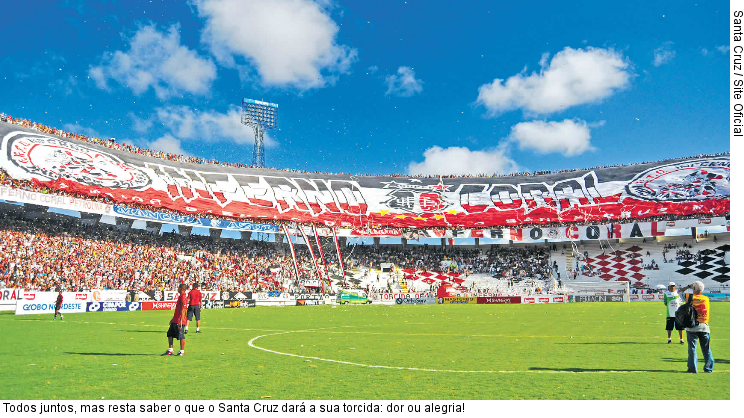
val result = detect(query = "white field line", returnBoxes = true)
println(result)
[247,330,729,374]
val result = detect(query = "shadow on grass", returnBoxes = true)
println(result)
[663,358,729,364]
[529,367,684,373]
[64,352,151,356]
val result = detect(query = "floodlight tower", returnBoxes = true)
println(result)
[241,98,279,167]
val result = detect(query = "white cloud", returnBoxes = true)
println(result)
[508,119,599,157]
[154,105,270,146]
[193,0,357,89]
[89,24,217,99]
[476,46,632,115]
[408,145,518,176]
[62,123,102,139]
[653,42,676,67]
[385,66,423,97]
[367,65,378,74]
[701,48,709,56]
[129,112,153,133]
[716,45,730,54]
[145,134,190,155]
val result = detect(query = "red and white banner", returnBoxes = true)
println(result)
[312,225,331,291]
[282,224,301,284]
[332,227,347,286]
[0,126,730,228]
[299,227,324,286]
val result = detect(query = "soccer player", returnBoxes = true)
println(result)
[663,282,683,344]
[53,290,63,321]
[185,282,202,334]
[162,283,189,356]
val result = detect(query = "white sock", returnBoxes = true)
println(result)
[167,348,173,352]
[185,326,189,330]
[196,327,199,331]
[179,350,184,353]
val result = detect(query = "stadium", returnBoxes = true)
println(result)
[0,112,730,397]
[0,1,734,407]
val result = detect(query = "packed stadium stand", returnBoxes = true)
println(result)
[0,115,731,298]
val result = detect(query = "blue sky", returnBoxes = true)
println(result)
[0,0,731,177]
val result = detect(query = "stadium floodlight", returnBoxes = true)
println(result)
[241,98,279,167]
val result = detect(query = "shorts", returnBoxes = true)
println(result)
[666,317,683,331]
[187,305,201,321]
[167,322,185,340]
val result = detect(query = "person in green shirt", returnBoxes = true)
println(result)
[663,282,684,344]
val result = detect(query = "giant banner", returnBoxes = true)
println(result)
[0,124,729,228]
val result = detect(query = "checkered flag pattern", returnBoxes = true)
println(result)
[675,244,730,283]
[584,245,645,282]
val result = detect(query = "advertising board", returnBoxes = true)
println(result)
[142,301,177,311]
[91,289,128,302]
[573,295,626,303]
[86,302,142,312]
[0,288,21,311]
[14,292,87,315]
[437,297,477,305]
[225,300,256,308]
[476,296,521,304]
[629,293,663,302]
[255,292,295,306]
[395,297,436,305]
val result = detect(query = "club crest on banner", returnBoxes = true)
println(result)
[3,131,151,189]
[625,159,730,202]
[382,180,453,213]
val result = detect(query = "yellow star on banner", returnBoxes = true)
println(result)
[412,215,427,221]
[447,210,461,215]
[393,214,407,219]
[432,214,446,220]
[379,209,390,216]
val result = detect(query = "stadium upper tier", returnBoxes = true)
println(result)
[0,119,730,230]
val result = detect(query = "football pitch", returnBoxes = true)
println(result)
[0,302,730,400]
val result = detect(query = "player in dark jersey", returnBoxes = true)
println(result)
[162,283,189,356]
[53,290,63,320]
[185,282,202,334]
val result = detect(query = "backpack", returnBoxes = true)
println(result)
[675,293,698,329]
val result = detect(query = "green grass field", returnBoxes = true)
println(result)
[0,302,729,400]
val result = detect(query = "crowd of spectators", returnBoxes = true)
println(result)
[346,244,551,278]
[0,112,729,179]
[1,210,559,294]
[0,211,302,293]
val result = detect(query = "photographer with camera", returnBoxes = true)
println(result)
[678,281,714,373]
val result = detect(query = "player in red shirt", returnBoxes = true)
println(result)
[185,282,203,334]
[53,290,63,321]
[162,283,189,356]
